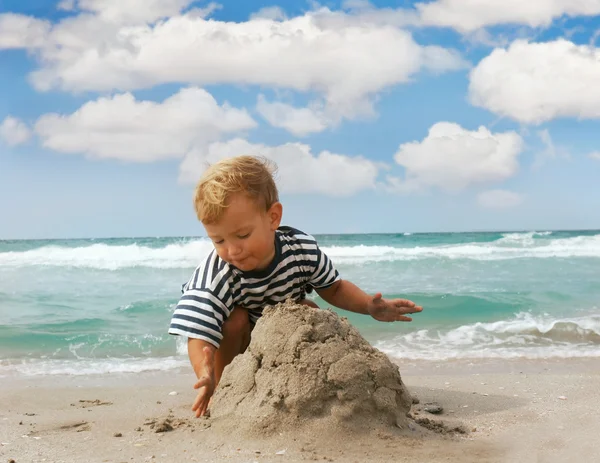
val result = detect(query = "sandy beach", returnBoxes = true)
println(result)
[2,357,599,463]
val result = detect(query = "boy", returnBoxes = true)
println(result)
[169,156,422,418]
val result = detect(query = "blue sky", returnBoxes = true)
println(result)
[1,0,599,239]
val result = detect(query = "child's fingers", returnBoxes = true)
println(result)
[192,392,209,417]
[197,399,208,418]
[195,401,207,417]
[391,305,421,319]
[394,299,416,308]
[192,377,214,417]
[192,394,203,414]
[395,302,422,313]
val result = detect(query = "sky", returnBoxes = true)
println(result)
[0,0,599,239]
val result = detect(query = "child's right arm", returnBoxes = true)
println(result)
[188,338,217,417]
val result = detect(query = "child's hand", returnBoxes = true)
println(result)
[192,373,215,417]
[191,346,216,417]
[366,293,422,322]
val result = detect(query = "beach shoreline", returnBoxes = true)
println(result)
[2,357,599,463]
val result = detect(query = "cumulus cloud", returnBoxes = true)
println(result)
[337,0,600,33]
[469,39,600,124]
[389,122,523,192]
[334,1,419,28]
[1,7,465,122]
[249,6,287,21]
[477,189,523,209]
[65,0,197,24]
[256,95,336,137]
[179,138,380,197]
[0,13,50,49]
[416,0,600,32]
[34,87,256,162]
[0,117,32,146]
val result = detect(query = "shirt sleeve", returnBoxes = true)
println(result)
[309,244,341,289]
[168,288,230,348]
[168,252,233,348]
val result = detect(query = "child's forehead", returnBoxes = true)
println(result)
[204,195,263,234]
[225,192,264,216]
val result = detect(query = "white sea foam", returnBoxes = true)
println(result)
[1,233,599,269]
[0,240,215,270]
[324,234,600,264]
[496,231,552,246]
[375,313,600,361]
[0,357,189,377]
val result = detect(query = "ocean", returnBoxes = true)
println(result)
[1,230,599,377]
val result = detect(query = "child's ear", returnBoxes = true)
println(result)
[268,202,283,230]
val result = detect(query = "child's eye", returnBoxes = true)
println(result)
[238,233,250,240]
[213,239,224,245]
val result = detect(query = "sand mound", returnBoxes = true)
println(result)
[210,301,412,434]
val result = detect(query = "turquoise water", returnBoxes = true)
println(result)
[1,230,599,376]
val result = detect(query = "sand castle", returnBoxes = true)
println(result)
[210,301,413,435]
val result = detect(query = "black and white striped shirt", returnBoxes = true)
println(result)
[168,227,340,347]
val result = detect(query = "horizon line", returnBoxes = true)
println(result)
[2,228,600,242]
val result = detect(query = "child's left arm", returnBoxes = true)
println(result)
[316,280,422,322]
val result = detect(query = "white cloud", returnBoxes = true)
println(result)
[0,117,32,146]
[5,8,465,120]
[0,13,51,49]
[469,39,600,124]
[256,95,334,136]
[334,1,419,28]
[336,1,600,33]
[390,122,523,192]
[34,87,256,162]
[589,151,600,160]
[416,0,600,33]
[533,129,570,169]
[71,0,196,24]
[462,27,537,49]
[477,189,523,209]
[186,3,222,20]
[179,138,380,196]
[249,6,287,21]
[57,0,76,11]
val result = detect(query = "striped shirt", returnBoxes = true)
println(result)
[168,226,340,348]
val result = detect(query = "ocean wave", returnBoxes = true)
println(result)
[496,231,552,246]
[375,313,600,360]
[0,240,215,270]
[3,313,600,375]
[325,234,600,263]
[0,357,188,377]
[0,336,189,376]
[1,233,599,269]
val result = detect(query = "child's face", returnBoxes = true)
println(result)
[203,193,282,272]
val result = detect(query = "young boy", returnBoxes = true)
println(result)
[169,156,422,418]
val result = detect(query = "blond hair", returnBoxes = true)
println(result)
[194,156,279,223]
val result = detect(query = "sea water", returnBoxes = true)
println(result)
[1,230,599,376]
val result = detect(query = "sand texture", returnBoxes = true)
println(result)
[211,302,412,434]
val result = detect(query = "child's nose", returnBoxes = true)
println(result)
[228,244,243,257]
